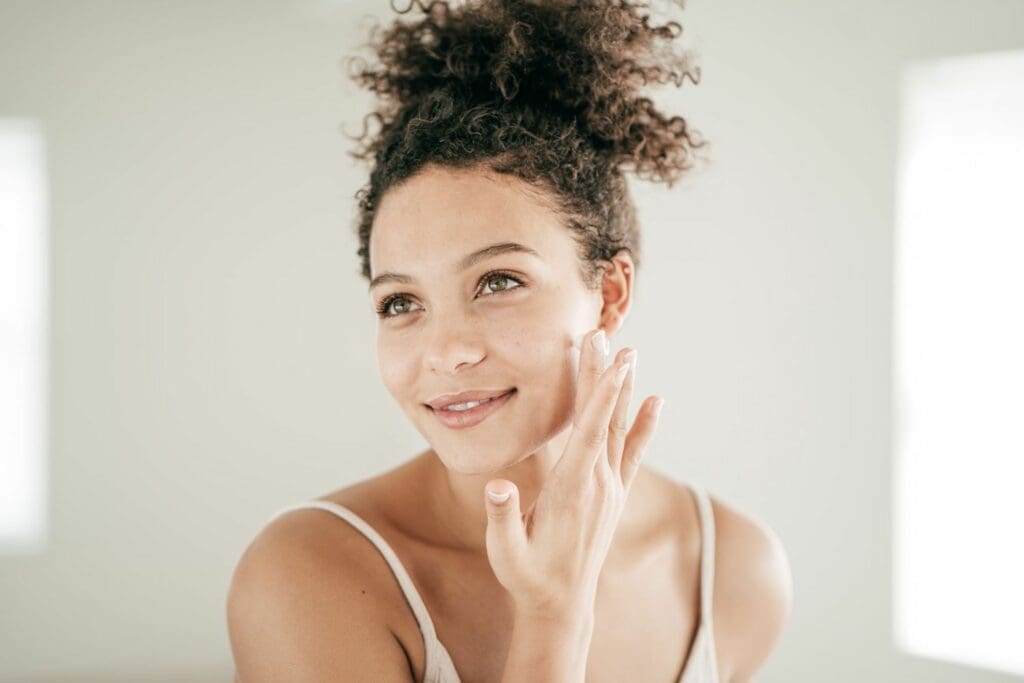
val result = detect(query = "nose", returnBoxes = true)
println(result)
[423,315,486,375]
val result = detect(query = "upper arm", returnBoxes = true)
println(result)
[226,515,415,683]
[710,497,793,683]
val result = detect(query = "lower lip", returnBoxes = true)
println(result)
[429,390,516,430]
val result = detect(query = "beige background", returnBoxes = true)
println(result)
[1,0,1022,681]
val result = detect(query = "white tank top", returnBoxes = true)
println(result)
[270,481,719,683]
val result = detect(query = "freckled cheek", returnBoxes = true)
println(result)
[505,320,578,413]
[376,334,419,403]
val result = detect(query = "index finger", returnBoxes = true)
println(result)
[573,328,609,424]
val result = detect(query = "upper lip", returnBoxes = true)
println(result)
[426,389,515,410]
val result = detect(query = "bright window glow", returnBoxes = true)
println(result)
[0,119,48,554]
[894,50,1024,677]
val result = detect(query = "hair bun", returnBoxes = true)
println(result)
[350,0,704,186]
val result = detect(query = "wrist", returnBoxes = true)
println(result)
[513,601,595,632]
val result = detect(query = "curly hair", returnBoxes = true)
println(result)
[344,0,705,288]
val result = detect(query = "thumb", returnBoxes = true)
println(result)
[484,480,526,569]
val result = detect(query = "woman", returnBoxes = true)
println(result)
[227,1,792,681]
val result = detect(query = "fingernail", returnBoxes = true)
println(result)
[487,489,511,503]
[591,330,607,355]
[653,397,664,416]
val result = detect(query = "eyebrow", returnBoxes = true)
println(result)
[368,241,542,291]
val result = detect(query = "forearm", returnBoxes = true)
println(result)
[500,609,595,683]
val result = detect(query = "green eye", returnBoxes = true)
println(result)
[376,295,419,318]
[480,271,523,296]
[486,276,509,292]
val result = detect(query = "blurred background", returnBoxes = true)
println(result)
[1,0,1022,681]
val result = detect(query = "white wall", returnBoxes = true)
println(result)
[0,1,1021,681]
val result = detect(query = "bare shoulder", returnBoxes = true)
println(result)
[226,504,415,682]
[703,491,794,683]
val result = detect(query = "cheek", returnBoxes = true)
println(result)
[499,310,581,415]
[506,329,579,447]
[376,332,418,401]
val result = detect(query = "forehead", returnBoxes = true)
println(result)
[369,165,574,277]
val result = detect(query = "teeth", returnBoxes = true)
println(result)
[442,396,495,412]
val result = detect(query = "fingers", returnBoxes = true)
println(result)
[484,480,526,573]
[606,348,637,475]
[620,396,664,492]
[574,329,609,425]
[561,349,634,482]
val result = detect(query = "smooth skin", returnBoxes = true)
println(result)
[227,164,793,682]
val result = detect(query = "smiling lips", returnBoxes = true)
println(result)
[426,389,516,429]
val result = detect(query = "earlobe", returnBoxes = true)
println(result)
[599,312,626,338]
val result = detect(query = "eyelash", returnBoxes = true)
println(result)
[375,270,525,319]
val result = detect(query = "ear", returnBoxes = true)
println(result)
[597,250,635,338]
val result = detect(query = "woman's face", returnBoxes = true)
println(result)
[368,164,604,475]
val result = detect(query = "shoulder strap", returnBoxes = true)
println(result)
[269,501,447,659]
[684,483,717,627]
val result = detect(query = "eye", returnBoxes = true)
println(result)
[375,295,422,319]
[477,270,525,297]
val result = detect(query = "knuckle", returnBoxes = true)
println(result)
[624,445,645,467]
[583,427,607,448]
[609,419,629,438]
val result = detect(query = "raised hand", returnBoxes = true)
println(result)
[483,328,664,618]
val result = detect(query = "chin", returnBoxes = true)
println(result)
[432,455,514,477]
[425,438,522,475]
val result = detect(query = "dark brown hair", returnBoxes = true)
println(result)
[345,0,705,287]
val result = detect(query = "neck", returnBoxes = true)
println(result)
[425,426,573,556]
